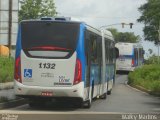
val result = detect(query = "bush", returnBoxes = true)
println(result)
[128,64,160,93]
[144,55,160,65]
[0,56,14,83]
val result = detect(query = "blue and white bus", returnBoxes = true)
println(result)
[115,42,144,72]
[14,17,118,108]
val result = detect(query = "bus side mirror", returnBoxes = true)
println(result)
[115,47,119,58]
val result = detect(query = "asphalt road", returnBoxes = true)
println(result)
[1,74,160,120]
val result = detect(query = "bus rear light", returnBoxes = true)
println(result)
[14,56,22,83]
[73,59,82,85]
[29,46,71,51]
[131,59,134,67]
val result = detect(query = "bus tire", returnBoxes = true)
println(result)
[83,99,91,108]
[83,87,93,108]
[107,90,111,95]
[100,92,107,99]
[86,100,91,108]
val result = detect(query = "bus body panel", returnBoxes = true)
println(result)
[21,50,76,87]
[116,43,135,71]
[76,23,86,83]
[14,80,84,98]
[14,21,85,99]
[116,42,143,72]
[100,32,107,96]
[116,56,134,71]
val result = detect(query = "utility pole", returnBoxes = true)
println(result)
[0,0,1,45]
[158,21,160,64]
[8,0,12,58]
[99,23,134,30]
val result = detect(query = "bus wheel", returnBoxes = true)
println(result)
[100,92,107,99]
[107,81,112,95]
[86,99,91,108]
[107,90,112,95]
[83,99,91,108]
[83,88,93,108]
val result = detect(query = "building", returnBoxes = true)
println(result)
[0,0,18,46]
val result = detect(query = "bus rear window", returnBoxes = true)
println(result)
[21,21,80,58]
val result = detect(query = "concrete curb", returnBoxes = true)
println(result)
[0,82,28,109]
[0,82,14,90]
[125,81,160,97]
[0,98,27,109]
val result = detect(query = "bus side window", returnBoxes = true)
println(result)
[97,36,102,65]
[134,48,138,65]
[90,34,97,64]
[105,39,109,64]
[85,30,89,62]
[134,48,136,60]
[108,42,112,64]
[111,41,114,64]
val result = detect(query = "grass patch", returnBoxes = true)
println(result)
[128,64,160,93]
[0,56,14,83]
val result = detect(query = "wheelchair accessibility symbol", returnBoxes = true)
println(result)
[24,69,32,78]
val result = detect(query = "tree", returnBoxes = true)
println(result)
[108,28,140,43]
[137,0,160,45]
[148,48,153,55]
[19,0,57,21]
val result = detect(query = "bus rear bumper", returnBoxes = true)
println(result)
[14,81,84,99]
[116,67,135,72]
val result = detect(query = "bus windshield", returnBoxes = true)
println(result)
[21,21,80,58]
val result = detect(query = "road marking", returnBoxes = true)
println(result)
[0,110,127,114]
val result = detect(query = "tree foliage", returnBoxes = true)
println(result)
[144,55,160,65]
[108,28,140,43]
[19,0,57,21]
[137,0,160,45]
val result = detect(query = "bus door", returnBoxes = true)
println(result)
[134,48,138,66]
[85,31,98,99]
[85,31,102,98]
[97,38,103,95]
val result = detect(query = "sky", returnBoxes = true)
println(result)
[54,0,158,58]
